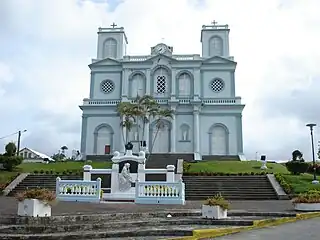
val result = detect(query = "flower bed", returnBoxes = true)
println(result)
[293,190,320,211]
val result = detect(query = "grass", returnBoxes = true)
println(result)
[0,161,113,183]
[187,161,289,174]
[282,173,320,194]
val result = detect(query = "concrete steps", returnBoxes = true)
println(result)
[183,175,278,200]
[8,175,82,196]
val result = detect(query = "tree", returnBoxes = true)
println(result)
[116,95,173,153]
[60,146,68,155]
[0,142,23,171]
[292,150,304,162]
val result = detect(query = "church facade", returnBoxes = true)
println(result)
[79,22,245,158]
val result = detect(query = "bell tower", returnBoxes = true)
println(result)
[96,23,128,60]
[200,20,230,58]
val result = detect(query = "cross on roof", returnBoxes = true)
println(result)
[211,20,218,25]
[111,22,117,28]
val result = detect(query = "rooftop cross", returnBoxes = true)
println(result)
[211,20,218,25]
[111,22,117,28]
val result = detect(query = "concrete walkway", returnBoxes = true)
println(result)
[212,217,320,240]
[0,196,294,216]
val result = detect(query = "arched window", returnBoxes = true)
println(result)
[129,73,145,97]
[178,73,191,96]
[180,124,190,141]
[154,67,169,96]
[104,38,117,58]
[209,37,223,56]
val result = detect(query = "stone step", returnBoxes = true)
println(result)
[0,218,255,234]
[0,225,213,240]
[186,195,277,200]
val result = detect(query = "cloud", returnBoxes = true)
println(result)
[0,0,319,160]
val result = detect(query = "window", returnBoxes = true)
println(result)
[156,75,166,94]
[28,153,32,158]
[100,80,115,94]
[24,152,28,158]
[209,37,223,56]
[178,73,191,96]
[210,79,225,92]
[130,74,145,97]
[104,38,117,58]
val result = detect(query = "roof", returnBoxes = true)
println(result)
[19,147,55,161]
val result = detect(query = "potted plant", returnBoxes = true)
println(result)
[16,188,56,217]
[293,190,320,211]
[202,193,230,219]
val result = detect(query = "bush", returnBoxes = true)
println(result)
[204,193,230,210]
[183,162,191,173]
[285,161,310,175]
[15,188,56,205]
[292,190,320,204]
[306,164,320,175]
[183,171,271,176]
[0,142,23,171]
[274,173,293,194]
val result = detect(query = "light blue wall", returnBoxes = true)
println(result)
[80,24,244,156]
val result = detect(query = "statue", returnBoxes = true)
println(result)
[182,130,188,141]
[118,163,133,192]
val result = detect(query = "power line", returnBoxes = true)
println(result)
[0,131,19,140]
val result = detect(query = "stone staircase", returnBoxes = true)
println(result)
[0,211,291,239]
[183,175,278,200]
[146,153,194,168]
[8,175,82,197]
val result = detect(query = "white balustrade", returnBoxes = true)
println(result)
[135,181,185,205]
[56,177,101,203]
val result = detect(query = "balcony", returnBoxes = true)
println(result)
[81,97,241,107]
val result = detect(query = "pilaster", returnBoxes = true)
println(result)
[193,68,201,100]
[121,68,129,99]
[193,106,201,153]
[170,105,177,152]
[80,115,88,154]
[236,114,244,154]
[171,69,177,99]
[145,69,151,95]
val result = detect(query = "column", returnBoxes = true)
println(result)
[121,69,129,99]
[170,108,176,152]
[193,68,201,99]
[121,116,127,153]
[171,69,177,98]
[236,114,244,154]
[80,115,88,155]
[145,118,150,152]
[193,108,200,153]
[145,69,151,95]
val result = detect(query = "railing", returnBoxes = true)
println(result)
[173,55,201,60]
[135,181,185,205]
[123,55,149,61]
[202,97,241,104]
[82,99,120,106]
[56,177,102,203]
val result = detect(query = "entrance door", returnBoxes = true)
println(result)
[105,145,111,154]
[211,126,227,155]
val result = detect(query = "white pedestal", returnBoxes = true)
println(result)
[201,205,227,219]
[17,199,51,217]
[103,187,135,201]
[312,180,319,184]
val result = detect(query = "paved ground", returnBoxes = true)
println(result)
[211,217,320,240]
[0,196,294,216]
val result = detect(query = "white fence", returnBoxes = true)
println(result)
[55,177,101,203]
[135,181,185,205]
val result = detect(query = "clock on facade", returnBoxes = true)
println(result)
[155,44,168,54]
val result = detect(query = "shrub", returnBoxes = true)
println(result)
[15,188,56,205]
[274,173,293,194]
[204,193,230,210]
[285,161,309,175]
[306,164,320,175]
[292,190,320,204]
[183,162,191,173]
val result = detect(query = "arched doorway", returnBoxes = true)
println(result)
[149,120,171,153]
[93,124,114,155]
[209,124,228,155]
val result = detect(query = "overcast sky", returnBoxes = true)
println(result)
[0,0,319,160]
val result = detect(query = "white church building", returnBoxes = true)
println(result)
[79,22,245,159]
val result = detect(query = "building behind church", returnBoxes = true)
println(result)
[79,22,245,160]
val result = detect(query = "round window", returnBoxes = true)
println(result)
[210,79,224,92]
[100,80,115,94]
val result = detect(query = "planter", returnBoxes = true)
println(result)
[202,205,227,219]
[17,199,51,217]
[294,203,320,212]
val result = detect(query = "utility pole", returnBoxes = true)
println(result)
[16,130,27,156]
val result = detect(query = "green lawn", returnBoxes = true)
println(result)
[187,161,289,174]
[282,173,320,194]
[0,161,113,183]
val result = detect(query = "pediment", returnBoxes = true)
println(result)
[146,54,177,64]
[202,56,236,64]
[89,58,121,68]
